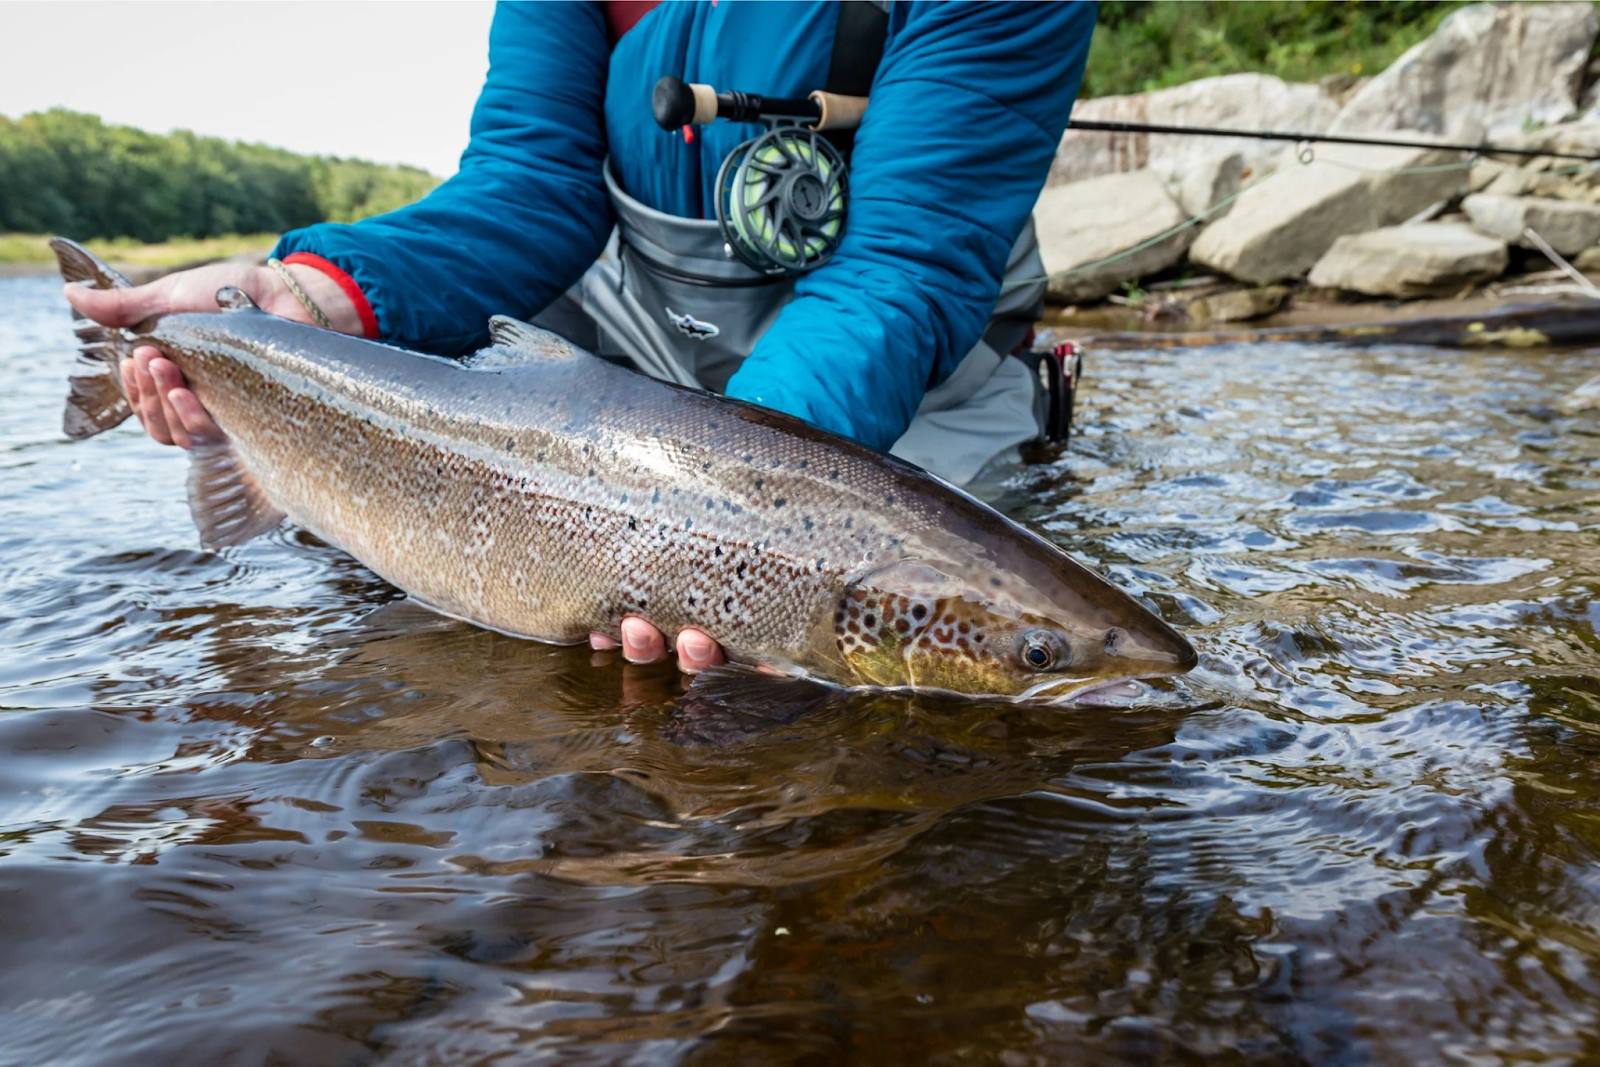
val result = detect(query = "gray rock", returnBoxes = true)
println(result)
[1461,193,1600,255]
[1051,73,1337,186]
[1332,2,1597,140]
[1572,246,1600,271]
[1483,167,1538,197]
[1307,222,1509,297]
[1161,151,1246,219]
[1186,286,1290,322]
[1035,170,1196,304]
[1469,158,1515,193]
[1524,118,1600,156]
[1189,140,1469,285]
[1529,173,1600,202]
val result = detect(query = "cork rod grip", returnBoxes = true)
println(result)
[690,83,719,126]
[810,91,868,132]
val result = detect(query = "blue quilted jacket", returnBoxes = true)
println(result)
[274,0,1095,450]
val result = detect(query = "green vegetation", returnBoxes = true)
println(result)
[1081,1,1477,99]
[0,232,278,268]
[0,109,439,244]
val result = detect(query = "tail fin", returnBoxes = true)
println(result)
[52,237,135,439]
[52,236,134,292]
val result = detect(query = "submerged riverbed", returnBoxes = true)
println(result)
[3,273,1600,1063]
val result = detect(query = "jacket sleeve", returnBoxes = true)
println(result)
[272,1,613,356]
[724,0,1096,451]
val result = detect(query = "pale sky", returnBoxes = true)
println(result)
[0,1,497,178]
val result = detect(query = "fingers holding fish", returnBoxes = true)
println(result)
[674,628,725,672]
[129,347,176,446]
[148,355,193,448]
[120,347,224,450]
[606,617,725,673]
[119,357,141,424]
[620,616,667,664]
[160,377,225,448]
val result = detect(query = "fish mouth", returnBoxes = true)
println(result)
[1063,677,1150,707]
[1017,675,1095,701]
[1019,672,1177,707]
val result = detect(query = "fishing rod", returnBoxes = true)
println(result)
[1065,119,1600,164]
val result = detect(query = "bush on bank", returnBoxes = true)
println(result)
[1082,0,1478,99]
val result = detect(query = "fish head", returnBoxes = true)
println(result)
[833,549,1197,700]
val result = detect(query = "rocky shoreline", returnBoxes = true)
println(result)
[1038,2,1600,332]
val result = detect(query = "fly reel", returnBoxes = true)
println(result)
[652,76,865,277]
[715,125,848,276]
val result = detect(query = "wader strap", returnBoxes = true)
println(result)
[824,0,890,158]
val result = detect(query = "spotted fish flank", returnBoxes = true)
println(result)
[50,237,1196,699]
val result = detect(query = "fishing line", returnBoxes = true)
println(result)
[651,77,1599,285]
[1065,119,1600,164]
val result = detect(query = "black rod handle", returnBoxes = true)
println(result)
[652,76,863,130]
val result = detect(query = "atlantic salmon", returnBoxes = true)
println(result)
[53,237,1195,699]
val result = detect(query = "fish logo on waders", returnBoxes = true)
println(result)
[665,307,720,341]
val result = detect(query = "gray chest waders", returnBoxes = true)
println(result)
[532,4,1071,486]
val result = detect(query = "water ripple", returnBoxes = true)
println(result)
[6,281,1600,1060]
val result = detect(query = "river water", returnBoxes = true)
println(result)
[3,272,1600,1064]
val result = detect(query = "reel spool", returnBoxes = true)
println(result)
[714,125,848,276]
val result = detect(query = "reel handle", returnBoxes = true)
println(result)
[652,76,867,132]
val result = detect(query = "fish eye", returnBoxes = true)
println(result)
[1019,630,1064,672]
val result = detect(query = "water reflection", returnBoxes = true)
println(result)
[5,273,1600,1061]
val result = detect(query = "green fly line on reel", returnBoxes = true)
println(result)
[715,125,849,276]
[652,76,862,277]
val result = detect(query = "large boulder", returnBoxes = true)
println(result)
[1049,73,1338,187]
[1461,193,1600,255]
[1189,140,1469,285]
[1332,2,1597,140]
[1308,222,1509,297]
[1034,169,1195,304]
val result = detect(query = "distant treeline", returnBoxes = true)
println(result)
[0,109,440,243]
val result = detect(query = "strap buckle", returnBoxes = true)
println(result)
[1016,342,1084,446]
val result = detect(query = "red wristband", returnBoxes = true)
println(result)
[281,252,379,339]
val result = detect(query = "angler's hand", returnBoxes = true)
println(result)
[590,618,726,673]
[62,259,364,449]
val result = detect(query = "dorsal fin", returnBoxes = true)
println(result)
[470,316,586,368]
[49,237,133,290]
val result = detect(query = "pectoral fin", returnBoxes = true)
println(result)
[666,665,844,746]
[187,441,286,548]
